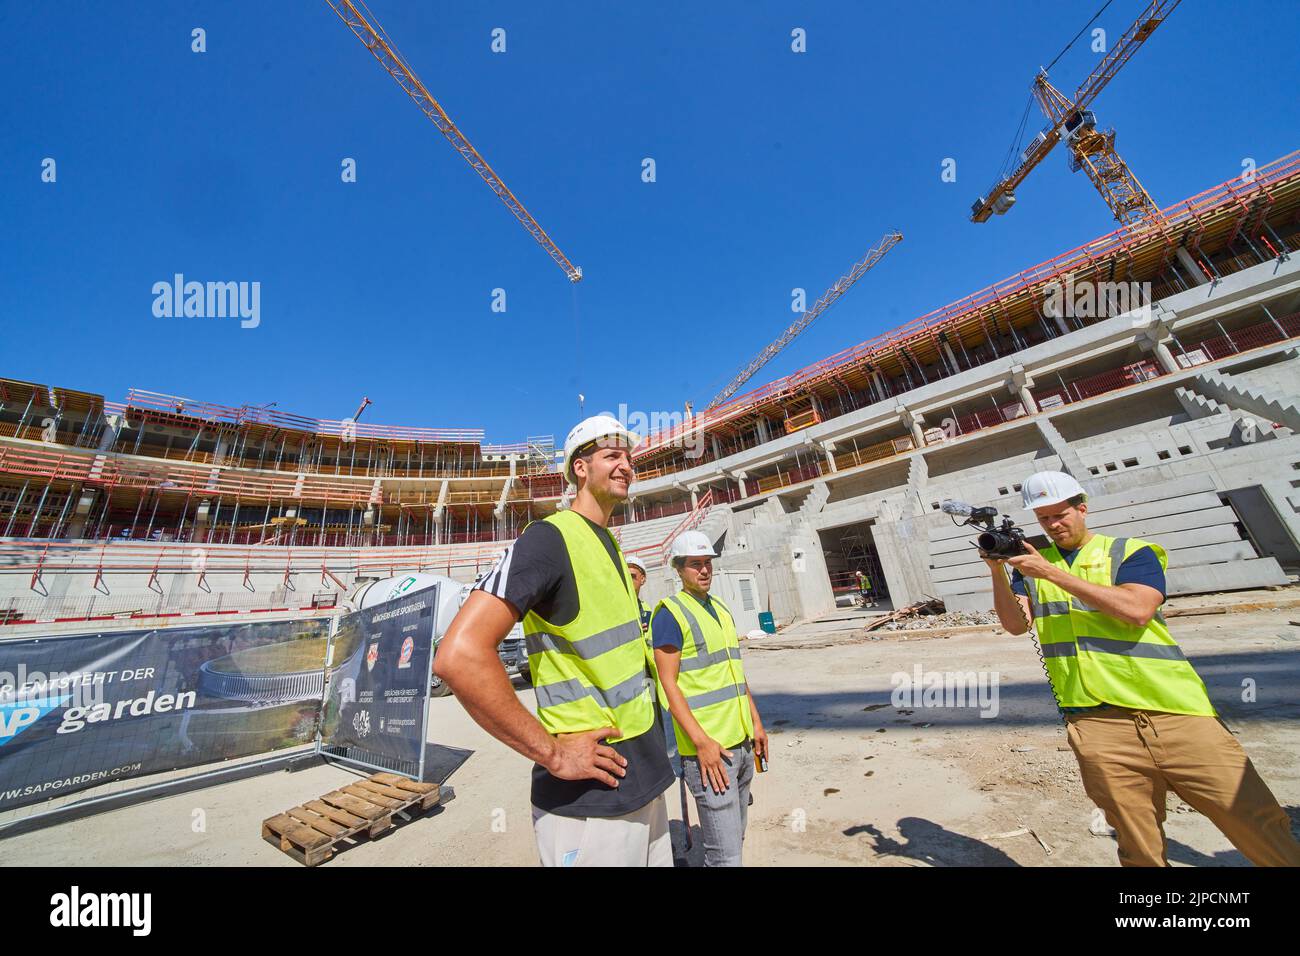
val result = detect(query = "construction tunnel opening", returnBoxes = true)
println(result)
[818,520,892,611]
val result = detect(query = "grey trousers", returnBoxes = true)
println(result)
[532,794,673,867]
[681,738,754,867]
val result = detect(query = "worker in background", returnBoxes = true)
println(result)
[856,569,876,608]
[627,551,683,783]
[436,415,674,867]
[652,530,768,866]
[626,553,652,637]
[986,470,1300,867]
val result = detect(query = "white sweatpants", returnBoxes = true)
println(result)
[532,793,672,867]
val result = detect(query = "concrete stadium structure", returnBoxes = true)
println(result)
[3,153,1300,636]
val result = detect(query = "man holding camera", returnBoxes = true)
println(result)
[985,470,1299,867]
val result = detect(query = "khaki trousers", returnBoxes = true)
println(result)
[1066,707,1300,867]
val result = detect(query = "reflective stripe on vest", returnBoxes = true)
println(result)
[523,511,655,741]
[654,591,755,755]
[1024,534,1215,716]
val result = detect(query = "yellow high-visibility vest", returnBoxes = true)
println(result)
[1023,534,1216,716]
[523,511,656,741]
[654,590,754,755]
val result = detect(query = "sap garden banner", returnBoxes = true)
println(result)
[0,618,331,813]
[319,584,437,777]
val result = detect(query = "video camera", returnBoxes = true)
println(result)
[940,500,1028,559]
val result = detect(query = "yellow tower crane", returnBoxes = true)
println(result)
[971,0,1180,232]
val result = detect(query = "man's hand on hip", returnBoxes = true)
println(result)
[545,726,628,788]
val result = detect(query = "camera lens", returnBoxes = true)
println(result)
[977,531,1001,553]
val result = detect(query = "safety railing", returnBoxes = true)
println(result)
[1181,310,1300,363]
[833,437,911,471]
[0,444,376,504]
[635,151,1300,457]
[123,389,487,444]
[624,491,714,567]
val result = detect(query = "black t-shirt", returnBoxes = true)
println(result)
[475,512,674,818]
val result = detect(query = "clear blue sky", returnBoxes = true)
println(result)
[4,1,1297,445]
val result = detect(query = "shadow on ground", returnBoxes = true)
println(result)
[842,817,1020,866]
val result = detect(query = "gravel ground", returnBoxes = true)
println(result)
[3,603,1297,867]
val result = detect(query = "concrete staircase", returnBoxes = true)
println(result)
[1034,416,1090,479]
[797,480,830,519]
[905,455,928,513]
[1193,370,1300,433]
[1175,386,1228,421]
[696,507,732,549]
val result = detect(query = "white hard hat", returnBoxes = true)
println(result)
[625,554,647,574]
[562,414,639,484]
[670,530,716,560]
[1022,471,1087,509]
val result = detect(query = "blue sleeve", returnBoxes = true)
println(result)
[1010,568,1027,597]
[651,607,684,649]
[1115,546,1166,598]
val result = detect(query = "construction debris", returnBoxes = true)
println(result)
[863,597,944,632]
[872,601,1000,632]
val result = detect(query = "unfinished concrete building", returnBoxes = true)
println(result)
[2,152,1299,635]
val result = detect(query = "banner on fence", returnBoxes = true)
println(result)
[319,583,437,780]
[0,618,331,813]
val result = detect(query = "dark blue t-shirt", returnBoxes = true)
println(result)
[651,592,719,649]
[1011,543,1165,597]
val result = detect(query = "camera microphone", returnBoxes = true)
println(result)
[940,500,975,516]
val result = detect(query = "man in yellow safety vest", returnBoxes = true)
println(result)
[436,415,674,866]
[986,470,1300,867]
[652,530,768,866]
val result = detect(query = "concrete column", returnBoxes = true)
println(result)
[1139,311,1182,374]
[65,489,97,538]
[897,405,925,448]
[432,479,449,522]
[688,485,699,509]
[1152,340,1179,374]
[755,417,771,443]
[940,339,960,374]
[733,472,748,498]
[870,371,888,403]
[97,413,127,452]
[1176,246,1210,286]
[821,441,838,473]
[711,436,722,459]
[1007,364,1039,414]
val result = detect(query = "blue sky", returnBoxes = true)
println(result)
[4,1,1297,445]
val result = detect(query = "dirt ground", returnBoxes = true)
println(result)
[3,598,1298,867]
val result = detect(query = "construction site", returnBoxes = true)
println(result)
[2,0,1299,880]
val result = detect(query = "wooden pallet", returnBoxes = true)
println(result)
[261,771,441,867]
